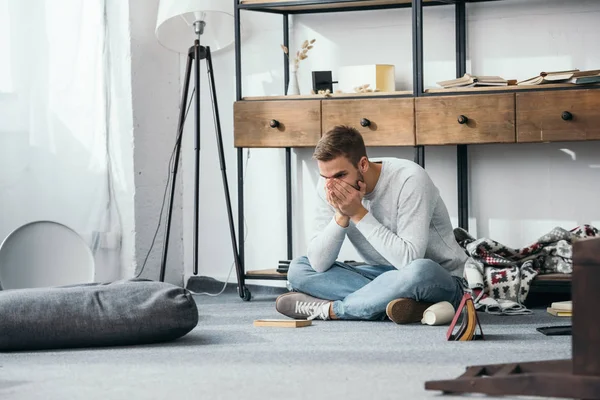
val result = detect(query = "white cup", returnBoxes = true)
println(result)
[421,301,456,326]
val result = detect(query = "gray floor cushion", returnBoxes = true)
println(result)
[0,279,198,351]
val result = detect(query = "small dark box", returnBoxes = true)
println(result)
[312,71,336,93]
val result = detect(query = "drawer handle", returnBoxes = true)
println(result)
[360,118,371,127]
[561,111,573,121]
[457,115,469,125]
[269,119,280,128]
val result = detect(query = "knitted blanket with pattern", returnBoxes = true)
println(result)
[454,224,598,315]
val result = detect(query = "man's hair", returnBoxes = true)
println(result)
[313,125,367,166]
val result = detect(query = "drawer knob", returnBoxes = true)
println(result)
[360,118,371,127]
[457,115,469,124]
[269,119,280,128]
[561,111,573,121]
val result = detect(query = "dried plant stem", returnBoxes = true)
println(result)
[280,39,316,71]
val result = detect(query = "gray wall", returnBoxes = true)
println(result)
[129,0,183,285]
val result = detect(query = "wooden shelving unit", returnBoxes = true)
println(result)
[231,0,600,301]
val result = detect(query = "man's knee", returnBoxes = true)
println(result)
[287,256,314,289]
[401,259,443,284]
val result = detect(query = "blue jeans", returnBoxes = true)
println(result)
[287,257,465,321]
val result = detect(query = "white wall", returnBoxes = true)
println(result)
[129,0,184,285]
[182,0,600,285]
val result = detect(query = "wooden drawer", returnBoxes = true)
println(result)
[234,100,321,147]
[415,94,516,145]
[321,98,415,146]
[516,90,600,142]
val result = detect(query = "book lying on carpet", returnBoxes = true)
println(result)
[254,319,312,328]
[550,300,572,312]
[518,69,600,85]
[437,73,512,89]
[546,301,572,317]
[547,307,572,317]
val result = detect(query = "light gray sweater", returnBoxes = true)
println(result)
[307,158,467,277]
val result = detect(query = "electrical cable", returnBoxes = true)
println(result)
[136,84,250,298]
[136,88,195,278]
[188,149,249,297]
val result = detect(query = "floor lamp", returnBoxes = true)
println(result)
[155,0,243,296]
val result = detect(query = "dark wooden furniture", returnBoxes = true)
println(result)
[424,237,600,399]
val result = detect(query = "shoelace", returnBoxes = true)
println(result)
[307,303,330,321]
[294,301,329,321]
[295,301,323,316]
[296,301,329,320]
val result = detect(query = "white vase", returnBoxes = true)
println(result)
[288,69,300,95]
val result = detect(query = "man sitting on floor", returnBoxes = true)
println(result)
[276,125,468,323]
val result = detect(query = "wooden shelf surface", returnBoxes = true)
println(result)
[240,85,600,101]
[246,268,288,280]
[242,91,413,101]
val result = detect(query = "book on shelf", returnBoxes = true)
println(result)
[436,73,511,89]
[518,69,600,85]
[569,74,600,85]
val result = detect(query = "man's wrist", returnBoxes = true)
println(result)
[335,213,350,228]
[350,207,368,224]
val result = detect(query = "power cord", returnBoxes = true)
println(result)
[136,86,251,298]
[136,88,196,278]
[189,150,249,297]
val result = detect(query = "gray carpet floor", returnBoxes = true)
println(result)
[1,290,572,400]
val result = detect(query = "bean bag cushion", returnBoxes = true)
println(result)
[0,279,198,351]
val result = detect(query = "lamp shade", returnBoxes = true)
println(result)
[156,0,235,54]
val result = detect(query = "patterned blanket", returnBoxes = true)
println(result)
[454,224,599,315]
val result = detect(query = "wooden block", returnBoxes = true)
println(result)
[337,64,396,93]
[253,319,312,328]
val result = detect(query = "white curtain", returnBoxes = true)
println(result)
[0,0,122,282]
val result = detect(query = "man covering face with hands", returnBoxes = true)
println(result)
[276,125,469,323]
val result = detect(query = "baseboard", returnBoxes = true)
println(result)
[186,276,289,296]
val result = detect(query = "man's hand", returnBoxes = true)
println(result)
[325,186,350,227]
[327,179,368,224]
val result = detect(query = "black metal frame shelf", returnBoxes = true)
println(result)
[232,0,477,300]
[231,0,595,301]
[237,0,501,14]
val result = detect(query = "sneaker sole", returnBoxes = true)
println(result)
[386,298,433,324]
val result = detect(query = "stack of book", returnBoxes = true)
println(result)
[547,300,572,317]
[436,73,513,89]
[518,69,600,85]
